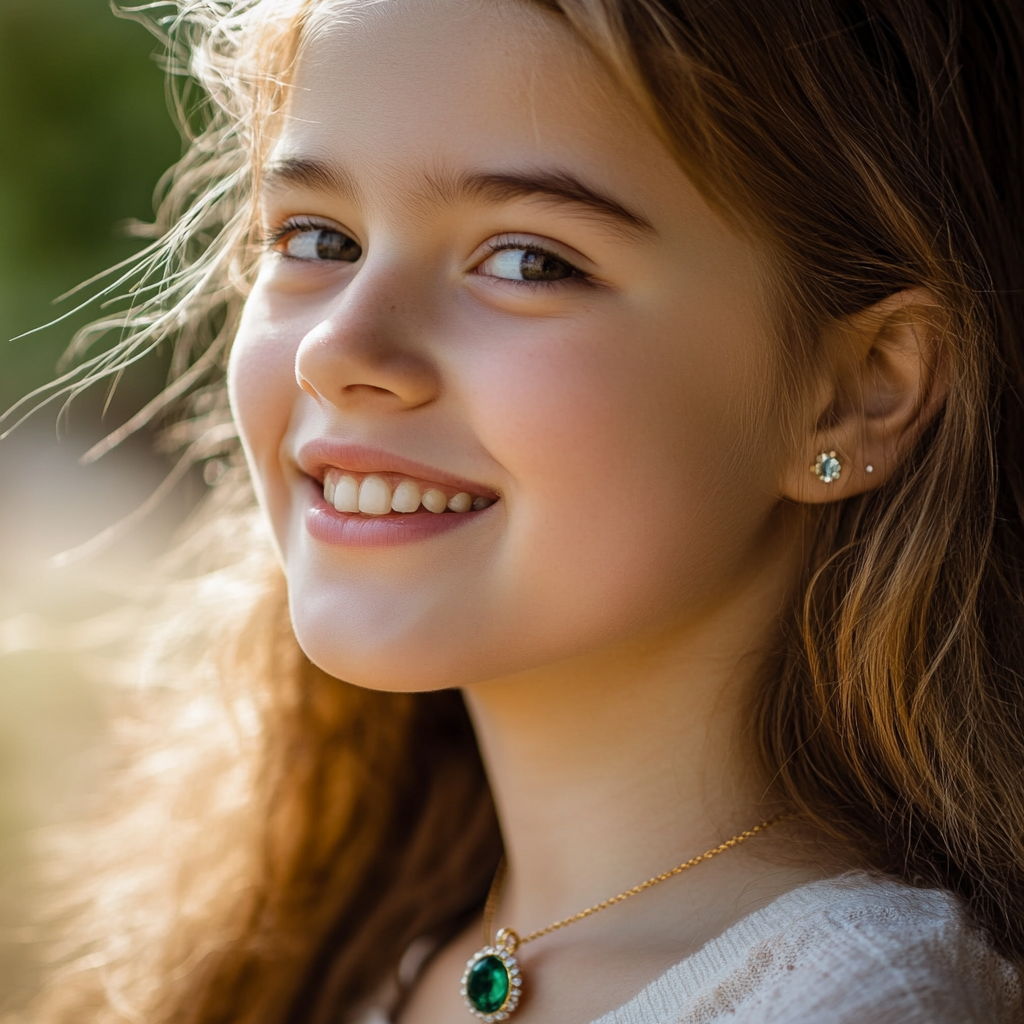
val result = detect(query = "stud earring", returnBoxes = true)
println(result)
[811,451,841,484]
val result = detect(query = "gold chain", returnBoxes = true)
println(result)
[483,814,789,950]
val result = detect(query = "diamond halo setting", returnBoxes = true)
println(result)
[811,450,842,484]
[461,930,523,1021]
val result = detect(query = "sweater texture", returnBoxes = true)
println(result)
[590,872,1020,1023]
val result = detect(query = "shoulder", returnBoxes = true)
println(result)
[595,872,1022,1024]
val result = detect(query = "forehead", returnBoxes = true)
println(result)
[275,0,678,207]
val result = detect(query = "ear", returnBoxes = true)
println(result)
[779,288,947,504]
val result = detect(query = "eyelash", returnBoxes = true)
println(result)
[263,216,342,254]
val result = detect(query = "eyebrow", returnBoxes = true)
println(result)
[262,157,359,199]
[261,157,654,236]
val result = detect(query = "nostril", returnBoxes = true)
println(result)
[343,383,395,396]
[297,374,320,399]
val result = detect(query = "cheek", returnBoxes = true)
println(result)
[227,290,303,524]
[462,302,781,639]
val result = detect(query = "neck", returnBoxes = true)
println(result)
[462,541,800,940]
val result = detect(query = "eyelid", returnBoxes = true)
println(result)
[263,215,356,250]
[478,233,590,264]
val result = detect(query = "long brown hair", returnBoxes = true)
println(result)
[20,0,1024,1021]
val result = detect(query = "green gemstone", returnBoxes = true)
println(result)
[467,954,511,1014]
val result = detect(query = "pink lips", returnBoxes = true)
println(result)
[296,442,498,548]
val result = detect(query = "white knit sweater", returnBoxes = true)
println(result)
[360,872,1021,1023]
[590,872,1020,1023]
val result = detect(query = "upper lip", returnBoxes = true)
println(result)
[296,440,499,498]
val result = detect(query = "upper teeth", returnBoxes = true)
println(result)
[323,470,495,516]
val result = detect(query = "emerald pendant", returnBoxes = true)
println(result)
[461,930,523,1020]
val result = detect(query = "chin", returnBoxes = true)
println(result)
[300,646,468,693]
[287,589,490,692]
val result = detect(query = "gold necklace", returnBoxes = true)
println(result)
[460,815,787,1021]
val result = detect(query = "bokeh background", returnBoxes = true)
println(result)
[0,0,202,1004]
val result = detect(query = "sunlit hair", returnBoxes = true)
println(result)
[19,0,1024,1021]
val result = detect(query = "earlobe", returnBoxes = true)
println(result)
[780,287,946,505]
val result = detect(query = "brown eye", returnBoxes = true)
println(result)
[519,250,574,281]
[479,247,578,282]
[283,228,362,263]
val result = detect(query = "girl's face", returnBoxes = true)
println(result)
[229,0,794,690]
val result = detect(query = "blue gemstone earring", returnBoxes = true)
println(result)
[812,451,842,484]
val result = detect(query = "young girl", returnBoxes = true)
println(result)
[19,0,1024,1021]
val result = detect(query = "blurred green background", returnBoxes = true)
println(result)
[0,0,180,408]
[0,0,196,1006]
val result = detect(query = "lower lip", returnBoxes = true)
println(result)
[304,486,493,548]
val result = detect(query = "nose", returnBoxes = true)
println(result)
[295,263,441,413]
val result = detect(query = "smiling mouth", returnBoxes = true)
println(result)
[322,469,497,516]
